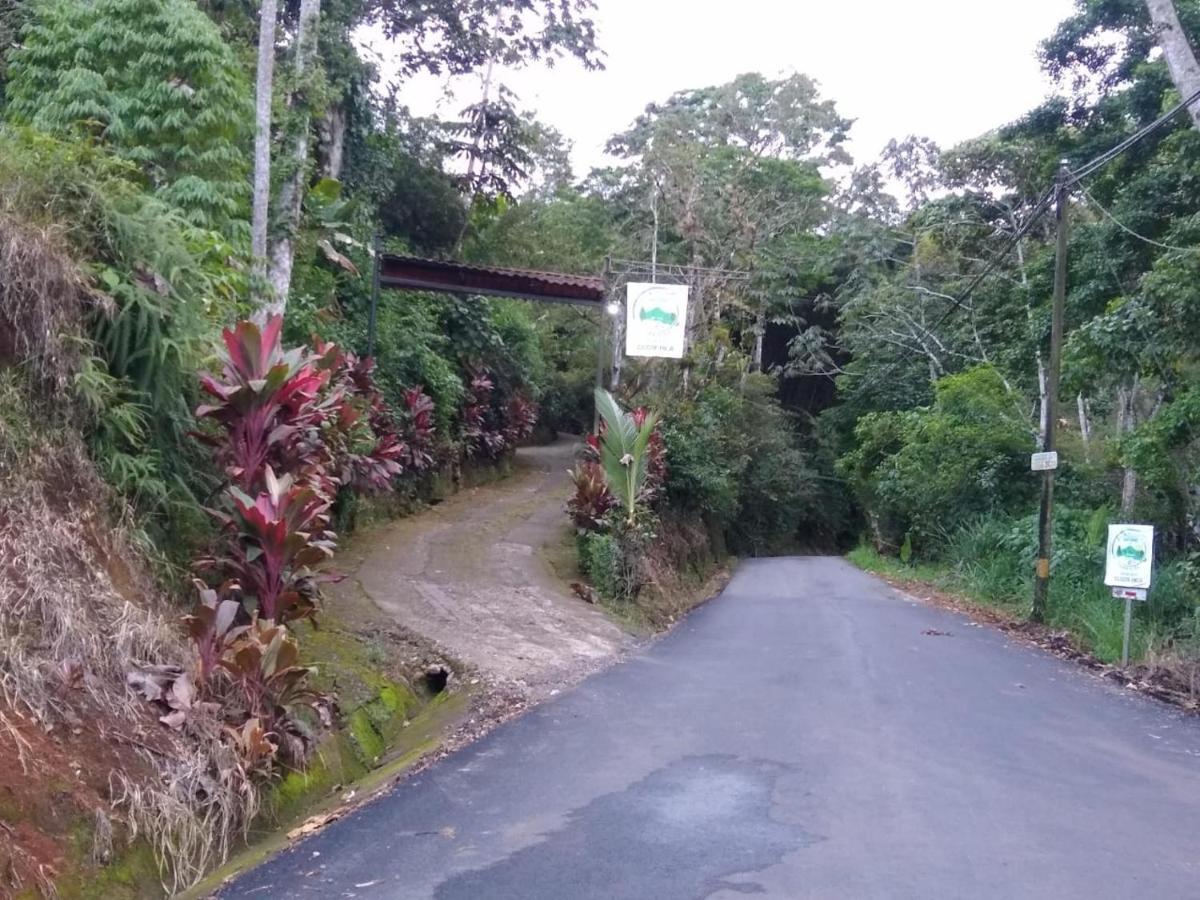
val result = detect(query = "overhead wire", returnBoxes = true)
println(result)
[1078,183,1200,254]
[840,188,1056,395]
[841,86,1200,396]
[1066,86,1200,185]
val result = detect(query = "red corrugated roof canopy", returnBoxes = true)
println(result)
[379,255,605,306]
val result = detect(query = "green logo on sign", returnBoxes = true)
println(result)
[1113,536,1147,561]
[639,306,678,326]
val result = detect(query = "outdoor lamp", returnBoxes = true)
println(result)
[605,299,621,317]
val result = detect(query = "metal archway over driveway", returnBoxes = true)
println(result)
[379,255,605,305]
[367,253,609,357]
[368,253,613,428]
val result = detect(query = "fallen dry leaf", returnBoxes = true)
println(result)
[287,812,341,841]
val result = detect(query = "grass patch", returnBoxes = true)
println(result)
[847,512,1195,667]
[846,545,951,586]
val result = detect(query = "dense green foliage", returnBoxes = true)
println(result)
[2,0,1197,636]
[659,344,818,554]
[821,0,1200,664]
[838,367,1034,552]
[0,126,241,550]
[7,0,251,230]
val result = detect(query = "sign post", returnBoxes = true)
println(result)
[1103,524,1154,666]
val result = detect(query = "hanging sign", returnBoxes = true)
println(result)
[625,283,688,359]
[1104,524,1154,590]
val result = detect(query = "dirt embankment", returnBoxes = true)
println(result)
[2,433,718,898]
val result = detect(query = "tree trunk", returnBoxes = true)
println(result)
[1118,382,1140,517]
[1036,356,1049,447]
[251,0,278,307]
[1012,209,1049,446]
[319,103,347,180]
[1144,0,1200,128]
[452,8,503,254]
[751,308,765,372]
[610,303,624,389]
[1077,393,1093,463]
[266,0,322,312]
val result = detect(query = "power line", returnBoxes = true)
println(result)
[840,85,1200,393]
[1067,86,1200,185]
[1079,184,1200,254]
[910,84,1200,338]
[839,188,1056,393]
[919,188,1055,334]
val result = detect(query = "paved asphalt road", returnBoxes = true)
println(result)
[221,558,1200,899]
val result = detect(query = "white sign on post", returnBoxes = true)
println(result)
[625,283,688,359]
[1104,524,1154,591]
[1030,451,1059,471]
[1105,523,1154,666]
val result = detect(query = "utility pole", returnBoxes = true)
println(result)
[1032,161,1070,622]
[367,233,381,359]
[595,257,611,433]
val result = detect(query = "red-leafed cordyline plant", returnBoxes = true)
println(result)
[218,618,317,767]
[572,405,666,527]
[461,369,540,459]
[316,339,405,494]
[567,460,616,532]
[462,366,510,459]
[194,316,340,625]
[196,315,331,494]
[503,394,539,448]
[180,317,401,776]
[218,467,337,624]
[632,406,668,503]
[183,580,247,685]
[400,386,437,473]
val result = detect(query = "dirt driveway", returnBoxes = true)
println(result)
[336,440,635,699]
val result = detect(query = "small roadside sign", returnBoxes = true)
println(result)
[1030,451,1058,471]
[1104,523,1154,667]
[1111,587,1147,602]
[1104,524,1154,589]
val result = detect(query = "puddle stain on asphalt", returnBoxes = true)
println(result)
[433,754,818,900]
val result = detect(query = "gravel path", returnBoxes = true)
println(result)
[343,441,635,700]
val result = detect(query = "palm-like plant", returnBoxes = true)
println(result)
[593,389,660,527]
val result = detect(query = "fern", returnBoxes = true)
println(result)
[1,127,231,553]
[5,0,251,232]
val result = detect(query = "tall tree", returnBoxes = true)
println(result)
[266,0,322,308]
[1143,0,1200,126]
[607,73,848,366]
[251,0,277,301]
[250,0,602,311]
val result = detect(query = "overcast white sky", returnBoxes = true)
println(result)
[382,0,1077,175]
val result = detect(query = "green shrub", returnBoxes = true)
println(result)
[660,367,819,553]
[662,383,751,525]
[943,507,1198,664]
[0,126,236,556]
[578,531,622,602]
[838,366,1034,553]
